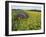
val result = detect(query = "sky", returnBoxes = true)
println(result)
[11,4,42,10]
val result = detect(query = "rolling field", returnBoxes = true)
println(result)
[12,9,41,31]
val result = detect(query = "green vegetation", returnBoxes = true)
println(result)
[12,9,41,31]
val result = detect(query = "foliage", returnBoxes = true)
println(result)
[12,9,41,31]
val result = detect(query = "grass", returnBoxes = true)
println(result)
[12,9,41,31]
